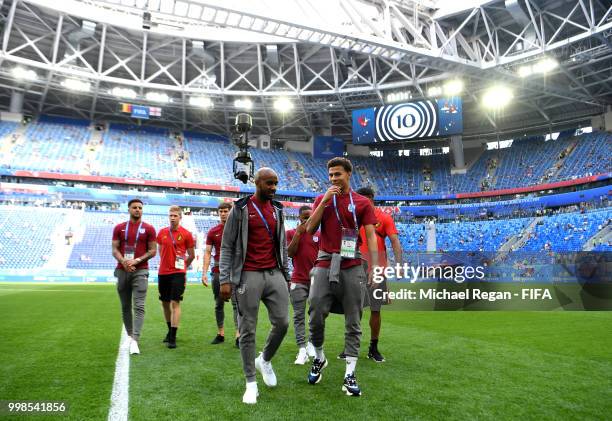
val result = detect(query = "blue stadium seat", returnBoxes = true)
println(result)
[1,118,610,196]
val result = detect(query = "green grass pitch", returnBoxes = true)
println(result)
[1,282,611,420]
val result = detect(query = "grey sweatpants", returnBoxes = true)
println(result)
[234,269,289,382]
[115,268,149,341]
[289,282,310,347]
[308,265,366,358]
[212,272,239,331]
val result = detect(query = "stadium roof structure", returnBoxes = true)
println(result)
[0,0,610,141]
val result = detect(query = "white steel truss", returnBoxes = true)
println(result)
[0,0,609,140]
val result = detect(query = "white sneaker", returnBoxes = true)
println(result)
[255,353,277,387]
[129,339,140,355]
[294,347,309,365]
[242,382,258,404]
[306,342,316,359]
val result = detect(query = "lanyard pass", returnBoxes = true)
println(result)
[340,228,358,259]
[175,255,185,270]
[124,246,135,261]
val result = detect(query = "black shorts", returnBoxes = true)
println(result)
[158,273,186,302]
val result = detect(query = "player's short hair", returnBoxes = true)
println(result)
[327,157,352,173]
[168,205,182,215]
[299,205,311,214]
[218,202,233,211]
[127,198,143,207]
[356,186,375,199]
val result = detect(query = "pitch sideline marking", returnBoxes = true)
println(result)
[107,328,130,421]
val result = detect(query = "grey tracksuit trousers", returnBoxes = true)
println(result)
[234,269,289,382]
[115,268,149,340]
[308,265,366,358]
[212,273,239,331]
[290,282,310,347]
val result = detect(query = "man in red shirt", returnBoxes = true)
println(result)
[202,202,239,347]
[305,157,379,397]
[156,205,196,349]
[286,205,319,365]
[355,186,402,363]
[111,199,157,355]
[218,168,290,404]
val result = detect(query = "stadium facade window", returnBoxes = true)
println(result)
[544,132,560,141]
[420,148,433,156]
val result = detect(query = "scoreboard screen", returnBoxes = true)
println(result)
[352,97,463,144]
[120,103,162,120]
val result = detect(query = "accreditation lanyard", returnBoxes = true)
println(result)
[124,221,143,260]
[251,199,275,240]
[168,227,186,270]
[333,192,359,259]
[332,191,358,230]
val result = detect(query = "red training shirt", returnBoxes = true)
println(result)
[359,207,399,268]
[243,196,278,271]
[286,228,320,284]
[313,190,377,269]
[205,223,224,274]
[112,221,156,270]
[156,226,195,275]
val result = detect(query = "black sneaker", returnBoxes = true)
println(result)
[367,347,385,363]
[337,352,347,360]
[342,374,361,396]
[167,339,177,349]
[211,334,225,345]
[163,332,170,343]
[307,358,328,384]
[235,337,240,349]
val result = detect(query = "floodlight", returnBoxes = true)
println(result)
[482,85,513,109]
[61,78,91,92]
[145,92,170,103]
[273,97,293,112]
[189,96,213,108]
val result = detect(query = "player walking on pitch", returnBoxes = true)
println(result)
[286,205,319,364]
[156,205,195,349]
[219,168,290,404]
[111,199,157,355]
[202,202,240,347]
[306,157,378,397]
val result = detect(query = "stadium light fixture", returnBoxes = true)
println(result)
[518,65,533,78]
[189,96,213,108]
[273,97,293,112]
[443,79,463,96]
[533,57,558,74]
[517,57,558,77]
[234,98,252,109]
[482,85,513,109]
[12,67,37,81]
[61,78,91,92]
[145,92,170,103]
[428,86,442,97]
[387,91,411,103]
[111,87,137,99]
